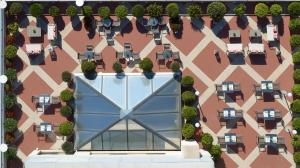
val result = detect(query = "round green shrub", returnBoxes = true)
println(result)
[49,5,60,17]
[5,45,18,60]
[171,62,180,72]
[7,22,19,35]
[187,4,202,19]
[9,2,23,15]
[147,3,163,18]
[81,5,93,17]
[66,5,77,17]
[98,6,110,18]
[132,4,144,18]
[62,141,74,154]
[166,3,179,19]
[210,145,222,161]
[182,123,195,140]
[59,121,74,136]
[113,62,123,73]
[60,89,73,102]
[288,2,300,17]
[60,105,73,118]
[5,147,17,160]
[291,100,300,113]
[293,52,300,64]
[207,2,226,22]
[270,4,282,16]
[62,71,72,83]
[255,3,269,18]
[289,19,300,33]
[293,118,300,131]
[81,61,96,75]
[29,3,44,17]
[233,4,246,17]
[294,152,300,165]
[182,91,196,105]
[291,35,300,48]
[115,5,128,19]
[294,69,300,83]
[182,106,197,120]
[181,76,194,88]
[292,135,300,150]
[201,133,213,150]
[140,58,153,72]
[293,84,300,98]
[4,118,18,133]
[6,68,17,82]
[4,94,16,110]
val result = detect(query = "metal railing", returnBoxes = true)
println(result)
[0,8,5,168]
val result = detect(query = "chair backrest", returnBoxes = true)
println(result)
[257,136,265,144]
[256,112,264,119]
[163,44,171,50]
[154,33,161,39]
[236,110,243,118]
[218,137,225,144]
[133,52,140,60]
[97,21,103,27]
[112,20,121,27]
[275,111,281,118]
[234,83,241,91]
[51,97,60,104]
[217,110,224,118]
[116,52,123,59]
[124,43,132,50]
[156,52,164,60]
[277,137,285,145]
[237,136,243,143]
[172,51,180,60]
[215,84,222,91]
[273,83,280,91]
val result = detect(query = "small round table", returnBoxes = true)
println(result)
[163,50,172,59]
[103,18,112,28]
[148,17,158,27]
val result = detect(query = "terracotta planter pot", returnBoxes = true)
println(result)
[5,132,15,144]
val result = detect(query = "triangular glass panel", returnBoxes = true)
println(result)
[75,131,99,150]
[152,75,173,93]
[76,75,102,93]
[156,79,180,95]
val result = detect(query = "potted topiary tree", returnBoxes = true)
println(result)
[166,3,182,34]
[82,5,93,31]
[254,3,269,18]
[288,2,300,18]
[171,61,180,72]
[113,62,123,74]
[293,118,300,132]
[5,147,17,160]
[60,105,73,118]
[292,135,300,150]
[290,35,300,48]
[146,3,163,18]
[66,5,77,18]
[29,3,44,18]
[140,58,154,77]
[61,71,73,86]
[5,132,15,144]
[294,152,300,165]
[49,5,60,18]
[59,121,74,136]
[210,145,222,161]
[187,4,202,20]
[289,19,300,34]
[9,2,23,16]
[182,106,197,121]
[201,133,213,150]
[4,94,16,110]
[181,76,194,89]
[293,52,300,65]
[98,6,110,19]
[166,3,179,19]
[182,123,195,140]
[60,89,73,102]
[207,2,226,23]
[132,4,145,20]
[62,141,74,154]
[5,68,17,83]
[294,69,300,83]
[5,45,18,60]
[233,4,246,17]
[4,118,18,133]
[115,5,128,20]
[81,5,93,17]
[270,4,282,23]
[293,84,300,98]
[291,99,300,114]
[182,91,196,105]
[7,22,19,36]
[81,61,96,77]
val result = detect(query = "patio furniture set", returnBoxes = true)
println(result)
[33,122,54,140]
[78,45,103,66]
[217,108,244,126]
[215,81,241,101]
[256,108,282,127]
[144,17,168,44]
[97,18,121,45]
[156,43,181,68]
[254,81,281,99]
[32,94,60,113]
[218,133,243,150]
[257,134,285,152]
[116,43,141,64]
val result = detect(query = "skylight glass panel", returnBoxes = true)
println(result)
[152,75,173,93]
[156,79,180,95]
[102,75,126,109]
[76,114,119,131]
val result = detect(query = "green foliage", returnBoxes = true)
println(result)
[62,141,74,154]
[81,61,96,75]
[233,4,246,17]
[62,71,72,83]
[294,69,300,83]
[288,2,300,17]
[293,84,300,98]
[292,135,300,150]
[201,133,213,150]
[291,35,300,48]
[171,62,180,72]
[4,118,18,133]
[132,4,145,18]
[5,68,17,82]
[81,5,93,17]
[66,5,77,17]
[210,145,222,161]
[182,91,196,105]
[166,3,179,19]
[270,4,282,16]
[182,123,195,140]
[207,2,226,22]
[59,121,74,136]
[60,89,73,102]
[113,62,123,73]
[147,3,163,18]
[7,22,19,35]
[29,3,44,17]
[60,105,73,118]
[293,118,300,131]
[98,6,110,18]
[9,2,23,15]
[187,4,202,19]
[182,106,197,120]
[4,94,16,110]
[293,52,300,64]
[49,5,60,17]
[181,76,194,88]
[5,147,17,160]
[289,19,300,33]
[140,58,153,72]
[115,5,128,19]
[294,152,300,165]
[292,100,300,113]
[255,3,269,18]
[5,45,18,60]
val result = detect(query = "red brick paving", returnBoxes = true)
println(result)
[182,68,208,93]
[215,153,238,168]
[275,65,294,102]
[250,152,292,168]
[145,44,171,72]
[96,45,118,72]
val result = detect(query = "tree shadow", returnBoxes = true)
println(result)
[257,17,270,33]
[71,16,82,31]
[276,16,284,36]
[12,56,25,73]
[120,18,133,35]
[7,157,23,168]
[135,18,148,34]
[14,33,25,47]
[216,21,229,39]
[237,16,249,30]
[17,14,29,28]
[228,54,245,65]
[190,18,204,31]
[248,54,267,65]
[54,16,65,31]
[28,53,46,65]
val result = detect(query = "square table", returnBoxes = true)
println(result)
[222,82,235,93]
[223,108,236,119]
[224,133,237,145]
[263,108,276,120]
[249,30,262,38]
[261,81,274,93]
[163,50,172,59]
[27,26,41,38]
[265,134,278,145]
[38,94,51,106]
[229,30,241,38]
[85,51,95,60]
[39,122,53,134]
[103,18,112,28]
[148,17,158,27]
[123,50,133,59]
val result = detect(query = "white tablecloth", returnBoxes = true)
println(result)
[26,44,42,54]
[47,24,56,40]
[267,24,278,41]
[226,44,243,53]
[248,43,264,53]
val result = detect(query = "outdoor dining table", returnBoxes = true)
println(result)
[263,108,276,121]
[38,94,51,106]
[84,50,95,60]
[222,81,235,93]
[27,26,41,38]
[261,81,274,93]
[229,30,240,38]
[249,30,262,38]
[39,122,53,134]
[224,133,237,145]
[103,18,112,28]
[163,50,172,59]
[223,108,236,120]
[148,17,158,27]
[123,50,133,59]
[267,24,278,41]
[264,134,278,145]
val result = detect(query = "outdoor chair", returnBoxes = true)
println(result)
[50,96,60,104]
[172,51,180,62]
[156,52,164,61]
[152,26,160,35]
[217,136,226,145]
[116,51,124,60]
[77,53,87,62]
[234,83,241,92]
[158,17,167,26]
[257,136,266,151]
[86,45,94,51]
[106,34,114,46]
[133,52,141,62]
[104,27,112,36]
[255,111,264,120]
[275,111,282,119]
[217,110,224,119]
[124,43,132,50]
[97,21,104,33]
[273,83,281,91]
[163,43,171,50]
[32,96,39,103]
[235,110,243,119]
[112,19,121,27]
[236,136,243,144]
[153,33,161,45]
